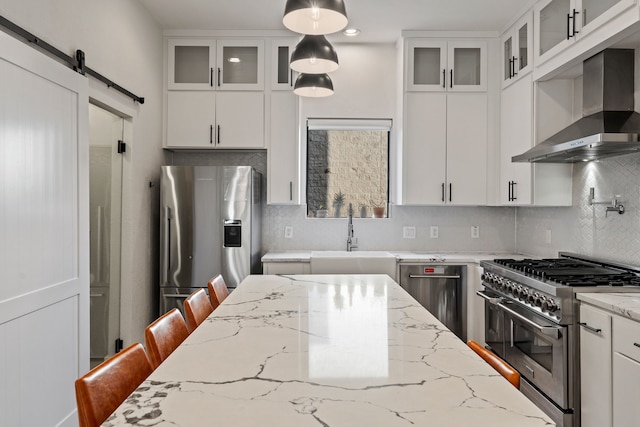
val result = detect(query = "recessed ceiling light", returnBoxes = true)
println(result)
[343,28,360,36]
[228,57,241,63]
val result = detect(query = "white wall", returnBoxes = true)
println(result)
[0,0,164,347]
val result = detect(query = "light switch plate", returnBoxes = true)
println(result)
[403,226,416,239]
[430,226,439,239]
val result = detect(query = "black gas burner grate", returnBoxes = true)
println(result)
[493,258,640,287]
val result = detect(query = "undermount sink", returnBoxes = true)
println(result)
[310,251,397,279]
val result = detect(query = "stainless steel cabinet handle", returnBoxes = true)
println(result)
[499,301,562,339]
[409,275,461,279]
[578,322,602,334]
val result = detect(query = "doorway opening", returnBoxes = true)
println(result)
[89,103,124,368]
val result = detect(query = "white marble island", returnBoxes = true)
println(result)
[104,275,553,426]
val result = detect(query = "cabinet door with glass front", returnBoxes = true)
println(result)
[406,39,486,92]
[216,40,264,91]
[534,0,636,64]
[168,39,216,90]
[502,12,533,88]
[271,38,298,91]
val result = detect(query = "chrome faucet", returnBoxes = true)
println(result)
[347,203,358,251]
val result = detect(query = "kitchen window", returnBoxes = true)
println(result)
[306,119,390,218]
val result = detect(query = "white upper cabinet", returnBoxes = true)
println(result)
[168,39,216,90]
[270,38,298,91]
[406,39,487,92]
[216,39,264,91]
[404,92,487,205]
[165,91,264,149]
[499,75,572,206]
[534,0,637,66]
[501,12,533,88]
[167,38,264,91]
[268,92,299,204]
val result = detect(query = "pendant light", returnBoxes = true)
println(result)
[290,35,339,74]
[283,0,348,35]
[293,73,334,97]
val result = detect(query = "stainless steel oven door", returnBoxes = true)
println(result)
[501,301,568,409]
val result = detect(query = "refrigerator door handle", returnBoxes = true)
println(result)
[163,206,171,286]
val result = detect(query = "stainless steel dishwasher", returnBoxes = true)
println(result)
[398,264,466,341]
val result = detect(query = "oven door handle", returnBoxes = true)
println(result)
[476,290,503,305]
[499,302,562,339]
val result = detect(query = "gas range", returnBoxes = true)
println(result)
[480,252,640,324]
[478,252,640,427]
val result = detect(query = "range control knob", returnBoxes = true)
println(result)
[542,299,558,313]
[532,293,542,306]
[519,288,530,301]
[526,292,536,304]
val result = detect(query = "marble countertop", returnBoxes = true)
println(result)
[262,251,524,264]
[577,292,640,322]
[105,274,553,426]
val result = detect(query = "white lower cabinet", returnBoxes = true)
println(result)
[466,264,485,344]
[579,304,612,427]
[403,92,487,205]
[165,91,264,149]
[579,301,640,427]
[262,262,310,275]
[612,316,640,427]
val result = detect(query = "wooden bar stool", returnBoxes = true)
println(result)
[75,342,153,427]
[184,288,214,333]
[467,340,520,388]
[145,308,189,369]
[207,274,230,310]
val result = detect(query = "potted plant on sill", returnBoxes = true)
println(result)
[316,204,328,218]
[333,191,345,218]
[370,199,386,218]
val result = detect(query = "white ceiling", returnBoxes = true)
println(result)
[138,0,537,43]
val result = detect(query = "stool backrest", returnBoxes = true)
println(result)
[75,342,152,427]
[468,340,520,388]
[145,308,189,369]
[207,274,230,309]
[184,288,214,333]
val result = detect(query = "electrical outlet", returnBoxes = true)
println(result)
[284,226,293,239]
[545,229,552,244]
[403,226,416,239]
[471,226,479,238]
[430,226,439,239]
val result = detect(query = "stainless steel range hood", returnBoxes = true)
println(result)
[513,49,640,163]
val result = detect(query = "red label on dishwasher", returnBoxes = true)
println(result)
[424,268,435,273]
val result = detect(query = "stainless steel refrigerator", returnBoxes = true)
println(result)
[159,166,262,314]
